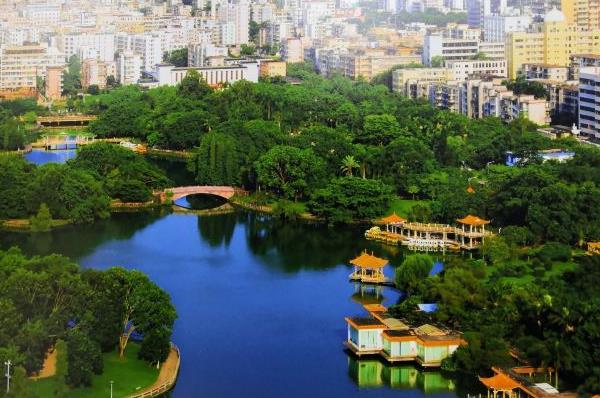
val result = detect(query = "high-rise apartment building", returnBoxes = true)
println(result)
[578,66,600,139]
[561,0,600,31]
[116,51,142,85]
[282,38,304,63]
[483,14,531,42]
[0,44,64,90]
[45,65,64,100]
[506,8,600,78]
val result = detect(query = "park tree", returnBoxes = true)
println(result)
[0,156,30,219]
[189,131,241,186]
[340,155,360,176]
[255,145,325,200]
[157,110,213,150]
[29,203,52,232]
[355,114,400,146]
[66,329,103,387]
[104,268,176,361]
[163,48,188,67]
[53,339,69,398]
[62,55,82,96]
[394,254,434,294]
[308,177,393,223]
[178,69,212,99]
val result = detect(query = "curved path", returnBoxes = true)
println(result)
[127,345,180,398]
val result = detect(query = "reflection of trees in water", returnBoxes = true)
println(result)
[0,209,167,260]
[347,356,460,393]
[184,194,227,210]
[240,212,435,273]
[243,212,363,272]
[196,212,237,247]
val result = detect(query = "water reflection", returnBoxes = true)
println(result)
[196,211,237,247]
[350,283,386,306]
[347,357,456,393]
[175,194,227,210]
[0,210,166,258]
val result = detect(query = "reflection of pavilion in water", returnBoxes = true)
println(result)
[348,357,455,393]
[351,283,385,306]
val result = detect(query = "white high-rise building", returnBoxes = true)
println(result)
[57,33,116,63]
[133,34,163,73]
[116,51,142,85]
[483,14,531,42]
[218,1,250,45]
[467,0,491,28]
[578,67,600,139]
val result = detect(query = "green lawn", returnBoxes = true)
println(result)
[29,343,158,398]
[386,197,429,218]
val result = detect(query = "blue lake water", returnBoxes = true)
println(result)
[24,149,77,165]
[0,209,479,397]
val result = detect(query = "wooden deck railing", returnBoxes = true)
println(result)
[127,343,181,398]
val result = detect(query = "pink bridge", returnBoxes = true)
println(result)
[162,186,245,202]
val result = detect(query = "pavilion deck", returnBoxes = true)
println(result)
[366,215,494,251]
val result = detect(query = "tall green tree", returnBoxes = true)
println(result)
[255,145,325,200]
[189,131,241,186]
[394,254,434,294]
[62,55,82,96]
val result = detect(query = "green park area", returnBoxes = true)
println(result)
[29,344,158,398]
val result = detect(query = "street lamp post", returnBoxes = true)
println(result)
[110,380,114,398]
[4,360,11,394]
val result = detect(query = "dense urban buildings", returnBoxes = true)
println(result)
[0,0,599,136]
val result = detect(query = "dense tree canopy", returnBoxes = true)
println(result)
[0,248,176,392]
[0,143,169,222]
[76,62,600,241]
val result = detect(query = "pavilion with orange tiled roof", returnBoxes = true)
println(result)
[349,252,389,284]
[456,214,490,249]
[379,213,406,233]
[479,372,520,398]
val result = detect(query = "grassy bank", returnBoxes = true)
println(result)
[0,219,71,231]
[29,343,158,398]
[386,198,430,218]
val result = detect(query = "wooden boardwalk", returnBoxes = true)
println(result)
[127,344,180,398]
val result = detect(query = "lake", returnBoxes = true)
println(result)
[24,149,77,165]
[0,207,481,397]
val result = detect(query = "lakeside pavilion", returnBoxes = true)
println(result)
[380,213,406,233]
[349,252,389,284]
[479,372,520,398]
[456,214,490,249]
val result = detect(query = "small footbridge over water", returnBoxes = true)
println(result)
[162,186,246,202]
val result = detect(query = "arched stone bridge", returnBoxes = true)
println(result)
[161,186,246,202]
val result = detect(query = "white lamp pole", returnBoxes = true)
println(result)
[110,380,114,398]
[4,360,11,394]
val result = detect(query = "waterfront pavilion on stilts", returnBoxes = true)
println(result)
[349,251,389,284]
[456,214,490,249]
[379,213,406,234]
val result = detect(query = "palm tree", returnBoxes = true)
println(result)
[340,155,360,177]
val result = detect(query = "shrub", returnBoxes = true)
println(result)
[272,200,304,220]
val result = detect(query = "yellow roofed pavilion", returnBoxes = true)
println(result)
[350,252,388,268]
[349,252,389,284]
[380,213,406,224]
[456,215,490,226]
